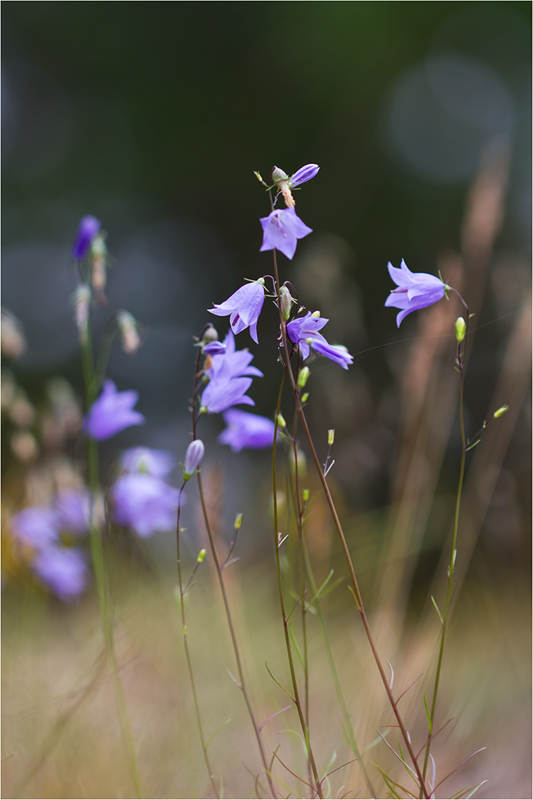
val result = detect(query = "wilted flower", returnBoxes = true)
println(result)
[219,409,277,452]
[120,447,176,479]
[11,506,59,549]
[260,207,312,260]
[111,473,183,538]
[385,259,446,327]
[83,380,145,440]
[54,488,91,535]
[182,439,205,480]
[33,547,88,602]
[209,280,265,344]
[72,216,101,260]
[201,331,262,414]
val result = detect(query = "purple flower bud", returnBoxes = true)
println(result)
[289,164,320,188]
[120,447,176,479]
[219,410,277,453]
[385,259,446,327]
[83,380,145,441]
[33,546,88,602]
[259,207,313,260]
[11,506,59,548]
[182,440,205,480]
[54,488,91,535]
[203,341,227,356]
[111,473,183,538]
[72,216,101,260]
[209,280,265,344]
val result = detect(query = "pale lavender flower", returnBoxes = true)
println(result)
[203,341,226,356]
[120,447,176,479]
[310,337,353,370]
[287,312,329,359]
[289,164,320,188]
[385,259,446,327]
[182,440,205,480]
[11,506,59,548]
[111,473,183,538]
[201,331,262,414]
[72,215,101,260]
[219,410,277,453]
[33,546,88,601]
[83,380,145,440]
[209,280,265,344]
[54,488,91,535]
[260,207,313,260]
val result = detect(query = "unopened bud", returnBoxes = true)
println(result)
[311,310,321,318]
[455,317,466,342]
[280,286,293,320]
[271,166,295,207]
[72,285,92,343]
[1,309,26,359]
[253,170,264,184]
[276,413,287,428]
[298,367,310,388]
[302,488,310,502]
[328,429,335,446]
[234,512,243,530]
[271,166,289,183]
[202,325,219,344]
[197,548,207,564]
[182,439,205,480]
[493,405,509,419]
[301,392,309,404]
[117,311,141,354]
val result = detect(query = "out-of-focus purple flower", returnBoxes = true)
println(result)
[260,207,312,260]
[310,337,353,370]
[111,473,183,538]
[83,380,145,441]
[33,546,88,602]
[201,331,262,414]
[203,341,226,356]
[120,447,175,479]
[209,280,265,344]
[72,216,101,260]
[287,312,329,359]
[182,440,205,480]
[385,259,446,327]
[54,489,91,535]
[11,506,59,548]
[288,164,320,188]
[219,410,277,453]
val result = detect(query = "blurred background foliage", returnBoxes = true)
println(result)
[2,3,531,798]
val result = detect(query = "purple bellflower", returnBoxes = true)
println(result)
[33,546,88,602]
[72,216,101,260]
[260,207,312,260]
[209,280,265,344]
[120,447,176,479]
[11,506,59,549]
[203,340,226,356]
[287,311,353,370]
[84,380,145,440]
[112,472,183,538]
[310,338,353,370]
[385,259,446,327]
[289,164,320,188]
[54,488,91,535]
[182,439,205,480]
[201,331,262,414]
[219,409,277,453]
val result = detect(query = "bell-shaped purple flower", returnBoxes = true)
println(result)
[203,341,226,356]
[260,207,313,260]
[120,447,176,479]
[385,259,446,327]
[287,312,329,359]
[33,546,88,602]
[201,331,262,414]
[111,472,183,538]
[182,439,205,480]
[219,410,277,453]
[83,380,145,441]
[310,337,353,370]
[72,216,101,260]
[289,164,320,188]
[54,488,91,535]
[11,506,59,548]
[209,280,265,344]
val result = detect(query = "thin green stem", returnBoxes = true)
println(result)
[176,493,219,799]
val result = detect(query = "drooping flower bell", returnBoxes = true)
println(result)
[83,380,145,440]
[219,409,277,452]
[182,440,205,480]
[201,331,262,414]
[209,280,266,344]
[260,207,312,260]
[385,259,446,327]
